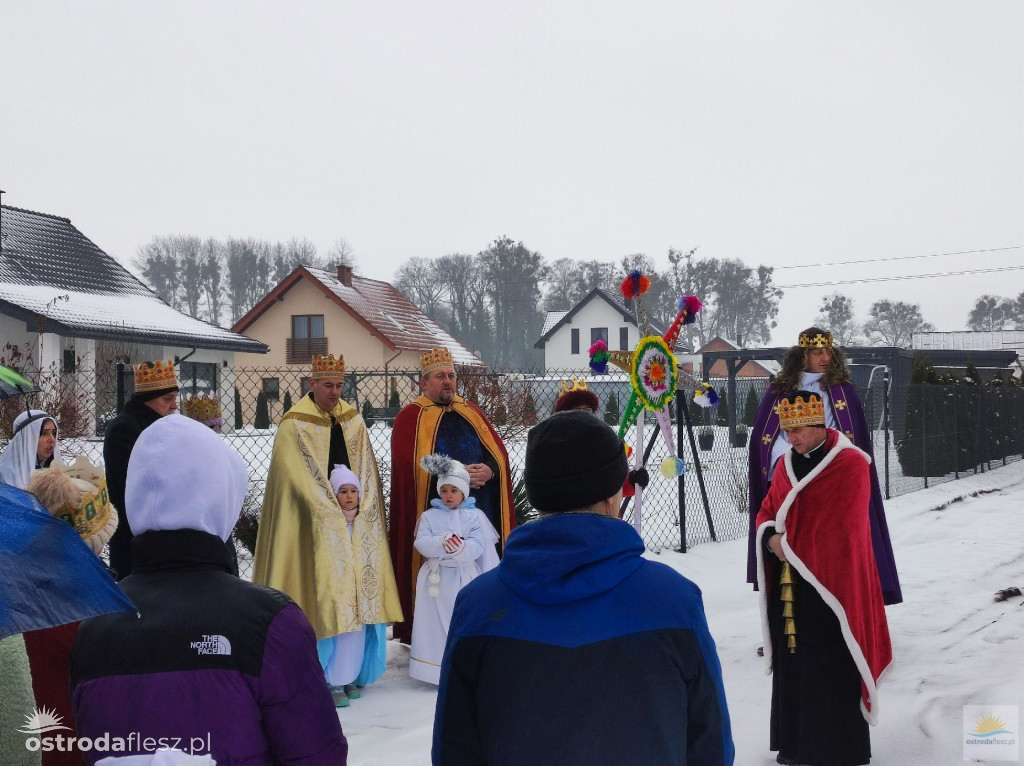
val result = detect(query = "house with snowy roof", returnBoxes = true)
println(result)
[534,287,664,372]
[230,264,485,414]
[0,203,267,435]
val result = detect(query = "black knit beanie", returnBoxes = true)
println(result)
[525,410,628,513]
[131,386,180,404]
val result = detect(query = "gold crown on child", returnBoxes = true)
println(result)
[57,475,113,541]
[561,376,589,394]
[133,359,180,393]
[778,394,826,430]
[182,393,222,421]
[798,332,833,349]
[311,354,345,380]
[421,346,454,374]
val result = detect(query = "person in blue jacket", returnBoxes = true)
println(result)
[432,410,734,766]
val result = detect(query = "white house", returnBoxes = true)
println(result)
[0,203,267,435]
[534,288,663,372]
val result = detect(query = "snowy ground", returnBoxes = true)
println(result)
[337,461,1024,766]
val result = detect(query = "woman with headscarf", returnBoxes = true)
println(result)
[22,456,119,766]
[0,409,60,488]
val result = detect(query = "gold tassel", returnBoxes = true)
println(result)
[781,561,796,653]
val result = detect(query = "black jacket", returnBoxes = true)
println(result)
[103,397,163,579]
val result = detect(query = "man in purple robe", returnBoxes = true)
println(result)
[747,327,902,605]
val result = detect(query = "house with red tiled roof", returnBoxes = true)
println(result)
[231,265,484,414]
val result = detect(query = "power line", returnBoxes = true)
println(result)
[773,245,1024,270]
[778,264,1024,289]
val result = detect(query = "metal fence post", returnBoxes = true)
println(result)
[883,368,891,500]
[676,395,687,553]
[115,361,125,414]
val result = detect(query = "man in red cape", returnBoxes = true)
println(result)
[390,348,514,644]
[756,391,892,766]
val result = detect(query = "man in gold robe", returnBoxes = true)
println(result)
[254,353,402,701]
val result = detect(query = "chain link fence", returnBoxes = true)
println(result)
[3,363,1021,580]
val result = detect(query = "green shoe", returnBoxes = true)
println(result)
[329,685,349,708]
[343,684,361,700]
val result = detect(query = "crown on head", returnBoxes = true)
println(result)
[133,359,180,393]
[560,376,589,395]
[421,346,454,375]
[798,332,833,349]
[778,393,826,430]
[312,353,345,380]
[57,462,113,541]
[182,393,223,422]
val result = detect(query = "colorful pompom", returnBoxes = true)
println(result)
[620,270,651,300]
[693,382,720,408]
[660,456,686,478]
[588,339,610,374]
[675,295,702,325]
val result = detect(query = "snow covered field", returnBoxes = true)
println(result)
[336,461,1024,765]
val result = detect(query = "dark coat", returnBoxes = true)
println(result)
[433,513,734,766]
[70,530,348,765]
[102,397,162,579]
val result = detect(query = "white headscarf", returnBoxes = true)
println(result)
[0,409,61,489]
[126,415,248,541]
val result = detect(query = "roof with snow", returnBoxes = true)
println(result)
[0,205,267,353]
[534,287,664,349]
[232,265,486,367]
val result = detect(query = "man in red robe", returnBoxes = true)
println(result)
[756,391,892,766]
[389,347,514,644]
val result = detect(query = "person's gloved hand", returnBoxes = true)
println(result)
[443,533,466,555]
[628,468,650,489]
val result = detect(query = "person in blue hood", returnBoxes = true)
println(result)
[432,410,734,766]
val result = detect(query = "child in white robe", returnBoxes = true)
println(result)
[319,465,376,707]
[409,454,499,684]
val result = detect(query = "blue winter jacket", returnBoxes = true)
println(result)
[432,512,734,765]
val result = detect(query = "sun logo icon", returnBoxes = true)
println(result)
[18,706,71,735]
[969,713,1012,738]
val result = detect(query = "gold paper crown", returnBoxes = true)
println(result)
[134,359,180,393]
[311,353,345,380]
[798,332,833,349]
[182,393,223,422]
[560,376,589,395]
[57,460,113,541]
[778,394,826,430]
[421,346,454,375]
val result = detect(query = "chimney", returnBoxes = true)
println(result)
[337,264,353,287]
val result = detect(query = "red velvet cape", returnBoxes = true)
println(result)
[755,429,892,724]
[389,395,514,643]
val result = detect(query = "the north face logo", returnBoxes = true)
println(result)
[190,634,232,655]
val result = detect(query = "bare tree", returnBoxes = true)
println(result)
[177,235,204,319]
[327,237,357,269]
[864,299,934,347]
[394,257,446,321]
[815,292,862,345]
[200,238,224,325]
[966,294,1012,331]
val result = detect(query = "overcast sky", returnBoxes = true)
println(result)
[2,1,1022,346]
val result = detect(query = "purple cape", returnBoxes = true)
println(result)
[746,381,902,605]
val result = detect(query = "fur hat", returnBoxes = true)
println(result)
[26,456,118,556]
[420,453,470,500]
[525,410,628,512]
[553,377,600,414]
[329,464,361,497]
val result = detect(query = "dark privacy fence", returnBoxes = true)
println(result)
[3,364,1021,577]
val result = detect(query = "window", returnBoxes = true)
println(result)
[619,327,630,351]
[179,362,218,394]
[288,315,327,364]
[263,378,280,401]
[591,327,608,346]
[63,349,77,373]
[571,328,580,355]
